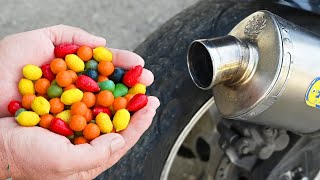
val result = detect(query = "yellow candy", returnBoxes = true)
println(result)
[60,88,83,105]
[31,97,50,115]
[56,110,71,123]
[65,54,84,72]
[16,111,40,126]
[128,83,146,95]
[96,112,113,133]
[113,109,130,132]
[22,64,42,80]
[18,78,35,95]
[93,47,112,62]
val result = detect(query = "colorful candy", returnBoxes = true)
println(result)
[49,118,74,136]
[7,101,23,115]
[41,64,55,81]
[50,58,67,74]
[60,88,83,105]
[22,64,42,81]
[56,110,72,123]
[18,78,35,95]
[83,69,98,81]
[65,54,85,73]
[16,111,40,126]
[85,60,98,70]
[123,65,143,87]
[96,112,113,133]
[113,109,130,132]
[83,123,100,140]
[93,46,112,62]
[47,84,63,98]
[77,45,93,61]
[92,106,112,117]
[14,108,26,117]
[54,43,79,59]
[128,83,146,95]
[98,80,115,92]
[31,97,50,115]
[109,67,125,83]
[127,94,148,112]
[113,83,128,98]
[8,44,154,145]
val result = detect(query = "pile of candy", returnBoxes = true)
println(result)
[7,44,149,144]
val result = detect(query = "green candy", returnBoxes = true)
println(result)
[51,80,58,85]
[47,84,63,98]
[113,83,128,98]
[85,60,98,70]
[14,108,26,117]
[98,80,115,92]
[74,131,83,137]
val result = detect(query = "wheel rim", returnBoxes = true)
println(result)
[160,97,250,180]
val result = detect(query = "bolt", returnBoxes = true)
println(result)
[263,127,274,137]
[241,146,250,154]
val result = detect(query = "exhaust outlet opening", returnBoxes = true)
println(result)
[187,41,214,90]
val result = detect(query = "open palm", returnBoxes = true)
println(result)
[0,25,160,179]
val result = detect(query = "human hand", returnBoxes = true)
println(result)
[0,25,160,179]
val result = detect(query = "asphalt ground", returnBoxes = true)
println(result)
[0,0,198,50]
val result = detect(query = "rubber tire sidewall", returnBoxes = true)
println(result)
[96,0,320,179]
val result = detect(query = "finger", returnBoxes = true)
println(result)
[110,48,145,69]
[44,24,106,47]
[60,133,125,172]
[65,96,160,175]
[139,69,154,86]
[104,96,160,167]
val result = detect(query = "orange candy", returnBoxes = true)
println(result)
[81,92,96,108]
[39,114,54,129]
[83,123,100,140]
[63,84,77,91]
[35,78,51,94]
[97,75,108,82]
[70,102,88,116]
[77,46,93,61]
[124,94,135,103]
[97,90,114,107]
[50,58,67,74]
[69,115,87,131]
[21,94,36,109]
[49,98,64,114]
[84,109,93,123]
[98,61,114,76]
[73,136,88,145]
[56,71,73,87]
[113,97,128,111]
[67,70,78,83]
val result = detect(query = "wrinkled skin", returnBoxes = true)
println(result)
[0,25,160,179]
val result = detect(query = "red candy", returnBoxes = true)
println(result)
[41,64,55,81]
[49,118,74,136]
[92,106,112,117]
[123,65,143,87]
[7,100,23,115]
[54,43,79,59]
[75,75,100,92]
[127,94,148,112]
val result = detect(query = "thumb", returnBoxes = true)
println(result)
[63,133,125,172]
[43,24,106,47]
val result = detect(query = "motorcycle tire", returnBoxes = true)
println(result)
[96,0,320,179]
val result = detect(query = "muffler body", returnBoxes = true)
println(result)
[187,11,320,133]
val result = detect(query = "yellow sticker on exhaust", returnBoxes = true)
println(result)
[306,77,320,108]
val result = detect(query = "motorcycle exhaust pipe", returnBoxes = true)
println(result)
[187,10,320,134]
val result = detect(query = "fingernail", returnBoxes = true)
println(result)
[111,137,125,153]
